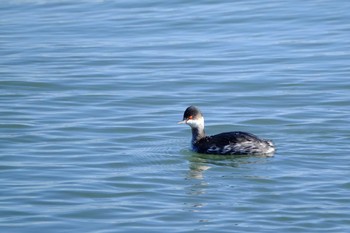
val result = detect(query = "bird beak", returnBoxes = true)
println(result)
[177,120,186,124]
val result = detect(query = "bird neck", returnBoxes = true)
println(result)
[191,120,206,144]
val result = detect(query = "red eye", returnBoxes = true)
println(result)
[188,116,193,120]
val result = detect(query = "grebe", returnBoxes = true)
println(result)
[178,106,275,156]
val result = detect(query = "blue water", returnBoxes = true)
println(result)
[1,1,350,232]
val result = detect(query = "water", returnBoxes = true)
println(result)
[1,0,350,232]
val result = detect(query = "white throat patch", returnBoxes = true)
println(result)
[186,117,204,129]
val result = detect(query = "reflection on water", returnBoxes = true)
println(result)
[187,153,272,180]
[183,154,271,227]
[187,162,211,180]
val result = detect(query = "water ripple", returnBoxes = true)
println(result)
[1,1,350,232]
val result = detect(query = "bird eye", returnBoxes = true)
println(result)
[188,116,193,119]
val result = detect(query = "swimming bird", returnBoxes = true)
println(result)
[178,106,275,156]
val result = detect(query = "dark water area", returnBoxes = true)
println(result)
[1,1,350,232]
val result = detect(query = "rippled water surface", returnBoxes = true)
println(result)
[1,1,350,232]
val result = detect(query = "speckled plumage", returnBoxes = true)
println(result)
[179,106,275,156]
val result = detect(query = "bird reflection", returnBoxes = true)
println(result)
[186,153,271,180]
[187,162,211,180]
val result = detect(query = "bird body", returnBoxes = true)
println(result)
[178,106,275,156]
